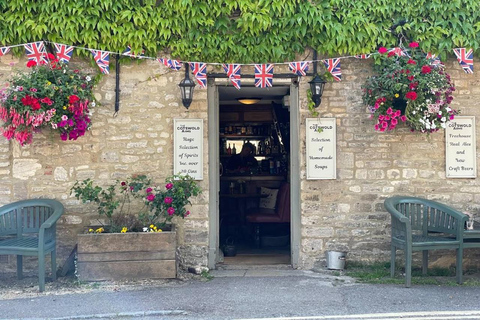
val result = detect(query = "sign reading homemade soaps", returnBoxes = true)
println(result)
[306,118,337,179]
[174,119,203,180]
[445,116,476,178]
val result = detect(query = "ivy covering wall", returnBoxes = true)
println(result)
[1,0,479,63]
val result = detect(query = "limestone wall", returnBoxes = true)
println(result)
[0,55,209,273]
[298,57,480,269]
[0,52,479,274]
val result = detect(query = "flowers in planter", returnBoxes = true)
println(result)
[71,174,201,233]
[362,42,458,133]
[0,55,95,145]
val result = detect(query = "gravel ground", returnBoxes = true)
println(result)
[0,271,195,300]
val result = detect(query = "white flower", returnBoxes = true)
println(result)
[63,69,66,74]
[446,107,451,112]
[426,123,431,129]
[143,227,148,232]
[91,102,96,107]
[441,123,446,128]
[441,117,446,122]
[431,123,436,129]
[412,111,416,115]
[438,111,442,115]
[51,123,58,129]
[86,76,91,82]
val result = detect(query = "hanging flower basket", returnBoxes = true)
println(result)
[362,42,458,133]
[0,55,96,145]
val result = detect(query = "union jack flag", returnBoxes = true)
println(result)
[158,58,182,71]
[189,62,207,88]
[323,58,342,81]
[453,48,474,74]
[24,42,48,64]
[222,64,241,89]
[388,47,406,57]
[288,61,309,76]
[254,64,274,88]
[425,52,441,66]
[354,54,371,59]
[54,43,74,63]
[122,46,145,58]
[0,46,10,56]
[89,50,110,74]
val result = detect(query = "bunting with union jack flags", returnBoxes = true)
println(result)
[89,49,110,74]
[223,64,241,89]
[323,58,342,81]
[0,46,10,56]
[189,62,207,88]
[158,58,182,71]
[388,47,406,57]
[54,43,74,63]
[122,46,145,58]
[354,54,371,59]
[426,52,441,66]
[288,61,309,76]
[453,48,474,74]
[254,64,274,88]
[24,42,48,65]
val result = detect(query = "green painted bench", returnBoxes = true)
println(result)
[0,199,64,292]
[384,196,468,287]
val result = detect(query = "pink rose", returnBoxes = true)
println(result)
[400,115,407,122]
[407,59,416,65]
[167,207,175,215]
[164,197,173,204]
[121,182,126,186]
[146,187,153,193]
[165,183,173,190]
[185,211,190,217]
[378,47,388,54]
[147,194,155,201]
[409,42,419,48]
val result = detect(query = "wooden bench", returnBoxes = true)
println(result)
[384,196,468,287]
[0,199,64,292]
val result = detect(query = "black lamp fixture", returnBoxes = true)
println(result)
[308,50,327,108]
[178,63,196,109]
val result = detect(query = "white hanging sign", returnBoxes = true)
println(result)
[174,119,203,180]
[306,118,337,179]
[445,116,476,178]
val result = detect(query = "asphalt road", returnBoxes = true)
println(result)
[1,270,480,320]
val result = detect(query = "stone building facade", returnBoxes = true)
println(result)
[0,52,479,274]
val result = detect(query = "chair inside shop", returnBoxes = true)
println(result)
[246,182,290,247]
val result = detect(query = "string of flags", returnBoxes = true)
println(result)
[0,41,475,89]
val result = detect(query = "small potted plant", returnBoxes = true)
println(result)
[362,41,458,133]
[71,174,201,281]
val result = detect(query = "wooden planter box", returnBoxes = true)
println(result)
[77,232,176,281]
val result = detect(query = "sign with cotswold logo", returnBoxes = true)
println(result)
[174,119,203,180]
[306,118,336,180]
[445,116,476,178]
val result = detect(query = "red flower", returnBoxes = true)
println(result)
[69,95,80,104]
[147,194,155,202]
[121,181,126,186]
[47,53,57,62]
[421,66,432,74]
[409,82,418,90]
[387,51,395,58]
[409,42,419,48]
[407,75,415,81]
[378,47,388,54]
[407,59,416,65]
[405,91,418,100]
[26,60,37,68]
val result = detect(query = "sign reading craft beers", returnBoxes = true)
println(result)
[306,118,337,179]
[174,119,203,180]
[445,116,476,178]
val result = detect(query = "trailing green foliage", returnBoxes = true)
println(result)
[0,1,479,63]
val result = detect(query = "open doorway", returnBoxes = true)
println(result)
[217,86,291,266]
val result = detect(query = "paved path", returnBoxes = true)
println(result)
[1,269,480,320]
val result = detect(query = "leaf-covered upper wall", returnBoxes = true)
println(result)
[1,0,478,63]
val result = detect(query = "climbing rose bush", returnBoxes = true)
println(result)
[362,41,458,133]
[0,54,95,145]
